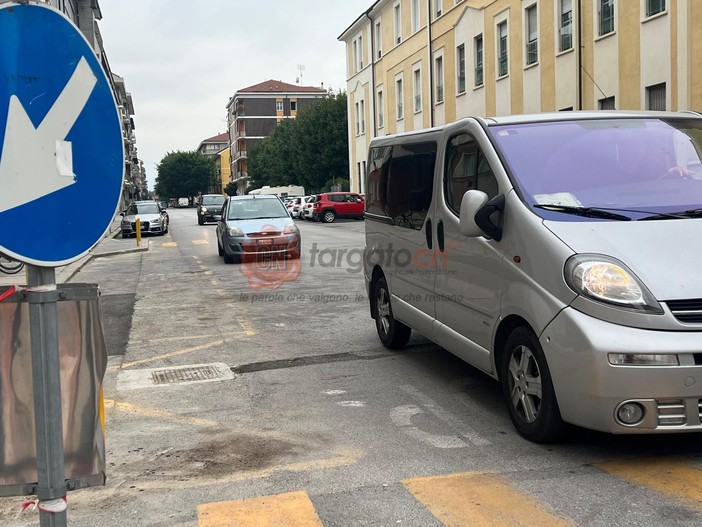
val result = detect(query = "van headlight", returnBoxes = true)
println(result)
[565,254,663,313]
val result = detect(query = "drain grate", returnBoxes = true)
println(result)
[151,365,222,385]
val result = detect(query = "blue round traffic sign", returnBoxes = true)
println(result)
[0,2,124,266]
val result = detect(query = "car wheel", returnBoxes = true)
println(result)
[500,327,566,443]
[373,277,411,349]
[198,216,204,225]
[223,253,234,264]
[217,239,224,256]
[322,210,336,223]
[164,222,169,234]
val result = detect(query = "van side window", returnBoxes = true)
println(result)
[386,142,437,230]
[445,133,499,214]
[366,146,392,217]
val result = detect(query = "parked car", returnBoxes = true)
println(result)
[197,194,226,224]
[288,196,308,219]
[302,196,317,220]
[121,201,168,237]
[216,195,301,263]
[312,192,365,223]
[364,110,702,443]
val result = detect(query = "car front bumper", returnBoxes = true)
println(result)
[543,306,702,434]
[223,234,300,259]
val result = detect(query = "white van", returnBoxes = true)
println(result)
[363,111,702,442]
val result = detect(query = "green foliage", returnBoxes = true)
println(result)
[153,151,216,198]
[223,181,238,196]
[248,92,349,194]
[322,178,350,192]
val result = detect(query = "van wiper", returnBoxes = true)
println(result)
[639,208,702,221]
[533,204,631,221]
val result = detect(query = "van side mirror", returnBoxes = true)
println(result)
[459,190,505,241]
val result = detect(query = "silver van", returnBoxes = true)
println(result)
[363,111,702,442]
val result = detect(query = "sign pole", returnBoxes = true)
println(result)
[27,265,67,527]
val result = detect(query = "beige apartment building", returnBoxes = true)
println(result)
[339,0,702,193]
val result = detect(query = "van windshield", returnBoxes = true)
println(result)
[489,118,702,221]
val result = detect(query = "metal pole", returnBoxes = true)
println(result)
[27,265,67,527]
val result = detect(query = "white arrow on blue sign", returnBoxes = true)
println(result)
[0,2,125,266]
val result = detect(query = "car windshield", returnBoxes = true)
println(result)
[201,196,225,206]
[489,118,702,221]
[126,203,159,215]
[228,198,288,220]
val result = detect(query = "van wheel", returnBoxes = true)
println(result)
[500,327,566,443]
[322,210,336,223]
[374,277,411,349]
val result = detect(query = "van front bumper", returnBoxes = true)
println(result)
[542,306,702,434]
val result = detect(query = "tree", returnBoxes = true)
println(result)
[153,151,215,198]
[224,181,238,196]
[247,91,349,194]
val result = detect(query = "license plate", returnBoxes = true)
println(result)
[258,239,273,246]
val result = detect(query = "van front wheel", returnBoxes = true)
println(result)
[374,277,411,349]
[500,327,566,443]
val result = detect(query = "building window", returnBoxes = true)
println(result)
[434,0,443,19]
[353,34,363,72]
[474,36,483,86]
[599,96,616,109]
[276,101,283,112]
[360,99,366,133]
[375,20,383,58]
[435,56,444,103]
[377,89,384,128]
[355,102,360,134]
[497,22,508,77]
[413,68,422,112]
[599,0,614,36]
[394,3,402,44]
[646,83,666,110]
[396,78,404,120]
[412,0,420,33]
[559,0,573,52]
[457,44,466,93]
[525,4,538,65]
[291,101,297,111]
[646,0,666,17]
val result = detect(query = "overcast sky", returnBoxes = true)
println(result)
[98,0,371,188]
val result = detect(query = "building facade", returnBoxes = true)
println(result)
[340,0,702,193]
[225,80,328,196]
[196,132,229,193]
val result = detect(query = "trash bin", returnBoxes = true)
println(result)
[0,283,107,496]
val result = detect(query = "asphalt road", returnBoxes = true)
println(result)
[2,207,702,526]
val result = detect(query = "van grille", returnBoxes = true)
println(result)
[657,399,686,426]
[665,299,702,323]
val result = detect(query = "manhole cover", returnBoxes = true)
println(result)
[151,365,222,385]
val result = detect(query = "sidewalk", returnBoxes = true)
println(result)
[0,217,149,287]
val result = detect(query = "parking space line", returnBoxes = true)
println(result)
[197,491,323,526]
[192,239,209,245]
[109,339,225,371]
[404,472,575,527]
[599,458,702,511]
[161,242,177,247]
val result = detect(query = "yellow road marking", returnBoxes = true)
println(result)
[403,472,575,527]
[599,458,702,511]
[226,308,256,336]
[129,332,240,344]
[109,339,224,371]
[193,239,209,245]
[198,491,323,526]
[104,399,221,428]
[161,242,177,247]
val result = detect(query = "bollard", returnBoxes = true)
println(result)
[135,217,141,247]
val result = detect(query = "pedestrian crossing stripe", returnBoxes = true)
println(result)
[403,472,575,527]
[598,458,702,512]
[197,490,323,526]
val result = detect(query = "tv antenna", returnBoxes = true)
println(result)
[297,64,305,85]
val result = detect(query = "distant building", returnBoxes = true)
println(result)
[339,0,702,193]
[196,132,229,193]
[225,80,328,196]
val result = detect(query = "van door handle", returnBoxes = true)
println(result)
[425,219,433,249]
[437,220,445,252]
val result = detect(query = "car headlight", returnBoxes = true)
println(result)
[564,254,663,313]
[201,207,208,213]
[284,223,299,234]
[228,226,244,236]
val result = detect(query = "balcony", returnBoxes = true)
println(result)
[498,53,508,77]
[458,74,466,93]
[559,24,573,51]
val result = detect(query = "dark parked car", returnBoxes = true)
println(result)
[216,195,301,263]
[120,201,169,237]
[312,192,365,223]
[197,194,226,224]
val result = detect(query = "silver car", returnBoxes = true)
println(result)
[120,201,169,237]
[364,110,702,442]
[216,195,300,263]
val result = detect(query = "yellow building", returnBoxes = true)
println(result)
[216,146,232,194]
[339,0,702,193]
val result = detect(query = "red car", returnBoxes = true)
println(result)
[312,192,365,223]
